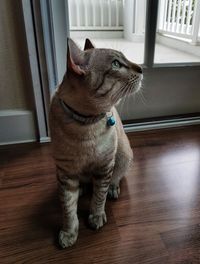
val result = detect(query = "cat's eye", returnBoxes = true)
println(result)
[112,60,121,69]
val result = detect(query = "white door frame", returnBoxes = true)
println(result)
[22,0,48,142]
[21,0,69,142]
[40,0,70,91]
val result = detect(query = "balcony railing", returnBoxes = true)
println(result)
[68,0,146,41]
[158,0,200,44]
[68,0,200,44]
[68,0,123,31]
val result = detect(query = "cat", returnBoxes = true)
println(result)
[49,38,143,248]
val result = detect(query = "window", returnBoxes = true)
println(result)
[68,0,146,64]
[154,0,200,64]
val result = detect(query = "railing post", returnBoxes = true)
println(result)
[158,0,166,31]
[191,0,200,45]
[135,0,146,36]
[123,0,135,40]
[123,0,146,41]
[175,0,182,33]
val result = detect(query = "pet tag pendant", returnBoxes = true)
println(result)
[106,112,116,126]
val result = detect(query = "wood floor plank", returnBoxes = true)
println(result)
[161,224,200,263]
[0,125,200,263]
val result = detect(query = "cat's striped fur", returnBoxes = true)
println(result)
[49,38,143,248]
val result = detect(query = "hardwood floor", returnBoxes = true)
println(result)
[0,125,200,264]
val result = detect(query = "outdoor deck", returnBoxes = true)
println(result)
[75,38,200,64]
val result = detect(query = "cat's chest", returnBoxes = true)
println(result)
[81,126,117,158]
[79,128,117,178]
[52,120,117,175]
[95,128,116,156]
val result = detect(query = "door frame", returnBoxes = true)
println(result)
[22,0,48,142]
[21,0,69,141]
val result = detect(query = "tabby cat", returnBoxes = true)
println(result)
[49,38,143,248]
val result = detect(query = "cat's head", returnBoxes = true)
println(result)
[59,38,143,115]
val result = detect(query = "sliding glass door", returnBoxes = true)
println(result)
[39,0,200,129]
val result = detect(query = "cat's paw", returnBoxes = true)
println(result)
[59,230,78,248]
[88,212,107,230]
[107,184,120,199]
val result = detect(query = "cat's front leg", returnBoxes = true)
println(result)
[88,163,114,230]
[57,168,79,248]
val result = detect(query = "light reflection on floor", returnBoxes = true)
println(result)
[123,142,200,222]
[148,144,199,219]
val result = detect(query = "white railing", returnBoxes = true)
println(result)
[123,0,146,41]
[68,0,123,31]
[158,0,200,44]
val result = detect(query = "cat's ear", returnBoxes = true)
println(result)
[67,38,86,75]
[84,38,95,50]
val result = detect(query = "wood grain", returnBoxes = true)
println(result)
[0,125,200,263]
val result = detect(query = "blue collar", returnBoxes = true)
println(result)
[60,99,116,126]
[60,99,106,125]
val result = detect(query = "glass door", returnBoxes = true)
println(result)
[39,0,200,128]
[68,0,146,64]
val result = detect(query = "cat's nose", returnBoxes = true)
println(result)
[132,63,143,74]
[137,66,143,74]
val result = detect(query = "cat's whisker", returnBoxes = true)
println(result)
[120,96,127,116]
[121,96,127,114]
[130,91,136,104]
[123,86,131,117]
[113,82,129,102]
[137,89,147,106]
[127,97,130,119]
[118,96,124,115]
[123,78,145,115]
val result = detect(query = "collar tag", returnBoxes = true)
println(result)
[106,112,116,126]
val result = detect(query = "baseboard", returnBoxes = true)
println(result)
[0,110,36,145]
[40,136,51,143]
[1,112,199,145]
[124,116,200,133]
[42,117,200,143]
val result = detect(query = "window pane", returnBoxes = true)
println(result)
[68,0,146,64]
[154,0,200,64]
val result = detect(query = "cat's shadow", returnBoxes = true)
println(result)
[32,178,129,248]
[31,190,61,247]
[32,186,92,248]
